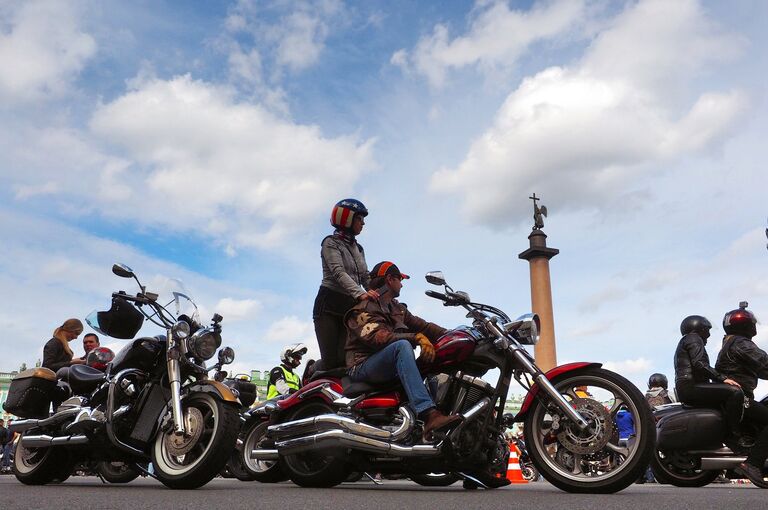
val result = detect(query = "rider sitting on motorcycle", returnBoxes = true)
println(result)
[674,315,745,450]
[715,302,768,488]
[266,344,307,400]
[344,261,462,441]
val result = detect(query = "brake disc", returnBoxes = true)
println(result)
[164,407,204,457]
[556,397,614,455]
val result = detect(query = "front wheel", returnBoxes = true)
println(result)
[650,449,719,487]
[523,368,654,493]
[240,421,287,483]
[151,392,240,489]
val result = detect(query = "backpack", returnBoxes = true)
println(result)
[645,388,672,408]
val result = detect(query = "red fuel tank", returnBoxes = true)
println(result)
[420,327,479,370]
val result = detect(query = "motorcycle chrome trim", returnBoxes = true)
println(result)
[268,406,414,442]
[460,397,491,422]
[21,434,89,448]
[275,429,440,458]
[700,457,748,470]
[250,448,279,461]
[533,373,589,430]
[107,368,147,457]
[167,330,185,435]
[9,407,82,433]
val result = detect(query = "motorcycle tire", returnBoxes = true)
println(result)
[521,464,540,482]
[279,401,351,488]
[13,432,74,485]
[650,449,719,487]
[97,461,140,484]
[410,472,460,487]
[523,367,655,494]
[240,420,287,483]
[151,392,240,489]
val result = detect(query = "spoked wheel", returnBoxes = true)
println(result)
[410,472,460,486]
[13,432,74,485]
[151,392,240,489]
[520,463,540,482]
[523,368,654,493]
[650,449,719,487]
[239,421,287,483]
[279,401,351,487]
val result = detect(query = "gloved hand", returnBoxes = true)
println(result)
[415,333,435,363]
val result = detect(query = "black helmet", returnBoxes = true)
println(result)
[331,199,368,230]
[648,373,668,389]
[723,301,758,338]
[86,296,144,339]
[680,315,712,336]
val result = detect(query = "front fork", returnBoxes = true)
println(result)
[167,330,186,435]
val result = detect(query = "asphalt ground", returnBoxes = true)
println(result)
[1,476,764,510]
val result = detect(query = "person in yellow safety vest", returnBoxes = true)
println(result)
[266,343,308,400]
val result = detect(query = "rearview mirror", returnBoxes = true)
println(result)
[425,271,446,286]
[112,263,134,278]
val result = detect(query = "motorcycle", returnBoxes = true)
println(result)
[650,397,768,486]
[510,435,539,482]
[3,263,241,489]
[249,271,654,493]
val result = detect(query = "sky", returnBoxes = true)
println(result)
[1,0,767,395]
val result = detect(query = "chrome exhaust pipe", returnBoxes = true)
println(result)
[268,406,414,442]
[10,407,82,433]
[251,449,279,461]
[700,457,747,470]
[274,429,440,458]
[21,434,89,448]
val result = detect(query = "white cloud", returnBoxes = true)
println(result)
[214,297,262,321]
[429,0,748,227]
[87,74,374,249]
[603,357,652,376]
[394,0,585,87]
[262,315,320,361]
[0,0,95,103]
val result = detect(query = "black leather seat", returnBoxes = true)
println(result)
[309,367,348,382]
[68,364,105,395]
[341,376,401,398]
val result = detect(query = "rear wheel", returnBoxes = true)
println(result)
[523,368,654,493]
[410,472,460,486]
[279,401,351,487]
[151,392,240,489]
[13,433,74,485]
[241,421,287,483]
[650,449,719,487]
[97,461,140,484]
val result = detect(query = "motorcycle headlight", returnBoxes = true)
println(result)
[172,320,190,340]
[218,346,235,365]
[186,327,222,361]
[502,313,540,345]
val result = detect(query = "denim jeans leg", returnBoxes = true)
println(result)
[352,340,434,415]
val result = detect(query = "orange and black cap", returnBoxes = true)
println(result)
[370,261,409,280]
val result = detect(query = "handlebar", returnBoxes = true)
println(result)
[425,290,449,301]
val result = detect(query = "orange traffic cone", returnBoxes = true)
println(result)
[506,443,528,484]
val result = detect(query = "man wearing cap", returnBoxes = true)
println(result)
[345,261,462,441]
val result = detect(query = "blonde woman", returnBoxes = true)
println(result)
[42,318,86,372]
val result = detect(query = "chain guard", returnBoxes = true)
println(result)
[556,397,614,455]
[164,407,204,457]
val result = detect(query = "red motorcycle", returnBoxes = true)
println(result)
[250,272,654,493]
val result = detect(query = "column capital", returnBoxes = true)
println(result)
[518,229,559,261]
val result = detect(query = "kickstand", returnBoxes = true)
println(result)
[457,472,488,489]
[363,472,383,485]
[96,471,107,484]
[132,462,159,481]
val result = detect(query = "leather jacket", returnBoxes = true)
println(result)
[674,332,726,385]
[715,335,768,399]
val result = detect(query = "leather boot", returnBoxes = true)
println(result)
[422,409,462,441]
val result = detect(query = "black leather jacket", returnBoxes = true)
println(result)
[674,332,726,385]
[715,335,768,399]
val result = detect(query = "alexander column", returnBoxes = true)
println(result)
[518,194,559,372]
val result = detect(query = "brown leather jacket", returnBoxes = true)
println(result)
[344,297,447,368]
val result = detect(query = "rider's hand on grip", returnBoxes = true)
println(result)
[724,378,741,388]
[415,333,435,363]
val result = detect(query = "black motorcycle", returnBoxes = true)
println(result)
[651,397,768,486]
[4,263,241,489]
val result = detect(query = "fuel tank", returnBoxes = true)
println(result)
[111,336,165,372]
[419,326,482,371]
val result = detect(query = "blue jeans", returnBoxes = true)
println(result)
[349,340,435,415]
[1,443,11,468]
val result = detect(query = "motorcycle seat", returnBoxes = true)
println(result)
[68,364,105,394]
[309,367,348,382]
[341,376,401,398]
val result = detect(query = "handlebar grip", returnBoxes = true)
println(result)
[425,290,448,301]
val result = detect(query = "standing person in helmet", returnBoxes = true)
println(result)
[266,344,307,400]
[313,199,378,370]
[674,314,744,448]
[645,373,674,408]
[715,302,768,488]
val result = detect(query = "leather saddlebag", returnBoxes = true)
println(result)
[2,367,57,418]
